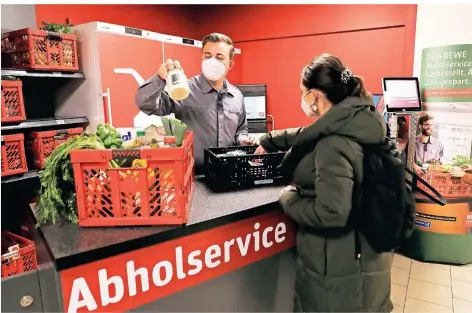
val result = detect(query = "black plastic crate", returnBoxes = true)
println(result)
[204,145,287,191]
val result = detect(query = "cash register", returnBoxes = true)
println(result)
[236,84,273,142]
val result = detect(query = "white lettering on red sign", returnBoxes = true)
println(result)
[67,221,287,313]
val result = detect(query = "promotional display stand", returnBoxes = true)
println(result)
[401,44,472,265]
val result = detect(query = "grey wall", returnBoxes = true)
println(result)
[1,4,36,33]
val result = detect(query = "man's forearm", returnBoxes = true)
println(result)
[135,74,172,116]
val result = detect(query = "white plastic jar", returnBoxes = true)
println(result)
[166,67,190,101]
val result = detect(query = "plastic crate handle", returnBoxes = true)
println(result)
[248,160,265,167]
[46,32,63,42]
[54,130,69,139]
[112,149,140,158]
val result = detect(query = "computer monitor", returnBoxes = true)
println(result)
[244,95,266,120]
[382,77,422,113]
[236,84,267,121]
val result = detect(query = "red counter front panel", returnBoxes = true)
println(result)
[60,210,296,313]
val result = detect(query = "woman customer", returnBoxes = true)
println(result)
[255,54,393,312]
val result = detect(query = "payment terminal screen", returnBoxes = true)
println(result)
[384,79,421,111]
[244,96,266,120]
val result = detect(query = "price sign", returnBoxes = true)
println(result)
[56,120,66,125]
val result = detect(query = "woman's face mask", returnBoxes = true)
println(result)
[301,90,317,117]
[202,57,227,81]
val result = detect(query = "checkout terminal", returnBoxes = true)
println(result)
[382,77,423,140]
[236,84,272,141]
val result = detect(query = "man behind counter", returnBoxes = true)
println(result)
[135,33,252,173]
[413,114,444,175]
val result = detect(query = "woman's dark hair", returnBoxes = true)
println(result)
[302,53,371,105]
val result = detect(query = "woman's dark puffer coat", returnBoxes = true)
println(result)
[260,97,394,312]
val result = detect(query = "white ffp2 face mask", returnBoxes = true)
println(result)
[202,58,227,81]
[301,91,317,117]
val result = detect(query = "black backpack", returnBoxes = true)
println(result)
[355,139,444,253]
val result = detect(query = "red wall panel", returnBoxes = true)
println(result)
[194,4,409,42]
[35,4,417,130]
[35,5,199,39]
[194,4,417,129]
[235,27,408,129]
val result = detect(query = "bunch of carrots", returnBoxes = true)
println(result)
[35,132,106,225]
[35,125,123,226]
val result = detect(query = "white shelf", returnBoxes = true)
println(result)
[1,117,89,131]
[1,69,85,78]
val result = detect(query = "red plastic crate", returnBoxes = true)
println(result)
[1,231,37,278]
[1,133,28,177]
[419,171,472,198]
[28,127,83,169]
[1,28,79,71]
[71,131,195,227]
[1,80,26,123]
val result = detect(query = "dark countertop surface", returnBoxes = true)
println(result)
[39,176,282,270]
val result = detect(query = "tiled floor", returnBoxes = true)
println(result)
[391,253,472,313]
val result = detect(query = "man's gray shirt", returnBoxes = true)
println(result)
[135,73,248,169]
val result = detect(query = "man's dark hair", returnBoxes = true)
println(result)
[418,114,434,126]
[202,33,235,60]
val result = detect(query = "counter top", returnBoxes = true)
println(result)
[39,177,282,270]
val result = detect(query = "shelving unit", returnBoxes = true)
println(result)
[1,64,89,311]
[2,69,85,79]
[2,117,88,132]
[1,170,40,184]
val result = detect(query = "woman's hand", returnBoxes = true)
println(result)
[239,135,259,146]
[254,145,267,155]
[280,185,296,197]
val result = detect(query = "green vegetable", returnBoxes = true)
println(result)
[452,155,471,167]
[35,132,106,226]
[161,118,172,137]
[161,116,187,147]
[40,21,72,34]
[103,137,113,148]
[95,123,123,149]
[96,127,107,140]
[109,160,120,168]
[112,137,124,146]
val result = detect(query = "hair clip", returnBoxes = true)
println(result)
[341,69,353,84]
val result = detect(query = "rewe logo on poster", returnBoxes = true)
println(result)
[67,221,288,313]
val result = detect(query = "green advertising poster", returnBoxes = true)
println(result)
[403,43,472,264]
[420,44,472,102]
